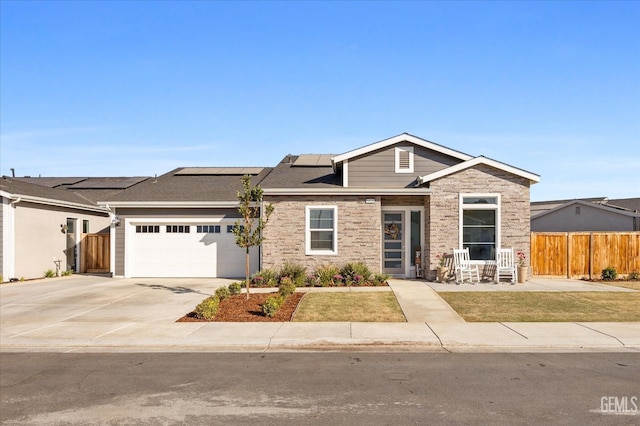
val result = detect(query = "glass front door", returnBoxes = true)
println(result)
[383,212,404,275]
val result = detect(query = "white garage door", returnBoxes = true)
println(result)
[128,222,257,278]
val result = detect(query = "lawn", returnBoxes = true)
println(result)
[293,292,406,322]
[596,281,640,291]
[438,292,640,322]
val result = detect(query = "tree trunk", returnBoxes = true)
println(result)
[245,248,250,300]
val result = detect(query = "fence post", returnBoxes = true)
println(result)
[566,232,573,278]
[588,233,594,280]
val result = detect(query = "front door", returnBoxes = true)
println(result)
[383,212,404,275]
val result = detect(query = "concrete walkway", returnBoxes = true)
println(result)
[1,275,638,353]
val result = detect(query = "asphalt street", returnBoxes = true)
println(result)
[1,352,638,425]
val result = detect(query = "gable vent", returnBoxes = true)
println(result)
[395,146,414,173]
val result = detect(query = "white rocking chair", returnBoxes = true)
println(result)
[495,248,517,284]
[453,248,480,284]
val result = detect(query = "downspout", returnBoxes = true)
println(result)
[10,196,21,207]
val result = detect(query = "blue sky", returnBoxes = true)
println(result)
[1,1,638,201]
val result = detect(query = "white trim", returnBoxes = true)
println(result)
[126,218,237,224]
[381,206,425,278]
[419,156,540,184]
[97,201,240,208]
[305,205,338,256]
[331,133,472,168]
[458,193,501,261]
[6,194,108,214]
[395,146,414,174]
[342,160,349,187]
[264,188,431,196]
[2,196,16,280]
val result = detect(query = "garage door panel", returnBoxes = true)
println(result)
[130,222,253,278]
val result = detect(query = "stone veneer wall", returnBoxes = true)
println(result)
[427,164,531,280]
[262,196,382,272]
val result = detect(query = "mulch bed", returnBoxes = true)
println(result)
[177,292,305,322]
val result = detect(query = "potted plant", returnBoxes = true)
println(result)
[435,253,449,283]
[516,250,527,283]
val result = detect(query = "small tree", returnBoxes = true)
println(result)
[233,175,274,299]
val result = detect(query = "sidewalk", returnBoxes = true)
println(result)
[1,276,638,353]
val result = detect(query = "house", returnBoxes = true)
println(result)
[531,197,640,232]
[0,177,112,280]
[260,133,539,279]
[99,133,539,280]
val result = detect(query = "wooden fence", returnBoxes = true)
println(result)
[531,232,640,278]
[80,233,110,273]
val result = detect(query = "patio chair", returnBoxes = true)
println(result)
[453,248,480,284]
[495,247,517,284]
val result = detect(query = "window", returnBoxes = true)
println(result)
[83,220,90,233]
[575,206,581,215]
[136,225,160,233]
[227,225,244,233]
[395,146,414,173]
[197,225,220,233]
[460,195,500,261]
[166,225,190,233]
[306,206,337,255]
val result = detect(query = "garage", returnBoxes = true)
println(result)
[127,221,258,278]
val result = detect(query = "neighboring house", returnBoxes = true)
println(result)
[531,198,640,232]
[0,177,111,281]
[99,133,540,280]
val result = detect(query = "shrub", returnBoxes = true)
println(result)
[62,270,73,276]
[314,263,340,286]
[305,274,318,287]
[601,266,617,281]
[279,276,296,297]
[194,296,220,320]
[262,295,285,317]
[44,269,55,278]
[278,262,307,287]
[229,282,242,295]
[215,286,231,300]
[340,262,373,285]
[372,273,390,286]
[628,271,639,280]
[251,269,278,287]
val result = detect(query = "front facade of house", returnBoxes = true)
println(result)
[99,133,539,280]
[261,134,537,280]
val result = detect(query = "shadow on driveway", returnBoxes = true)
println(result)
[134,283,209,296]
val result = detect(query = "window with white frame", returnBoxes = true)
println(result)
[395,146,414,173]
[460,195,500,261]
[306,206,337,255]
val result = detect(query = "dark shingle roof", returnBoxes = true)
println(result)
[101,167,273,203]
[260,155,341,189]
[0,176,102,208]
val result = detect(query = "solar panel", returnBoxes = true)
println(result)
[292,154,334,166]
[175,167,264,175]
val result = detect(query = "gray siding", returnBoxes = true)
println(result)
[0,197,4,280]
[348,144,462,188]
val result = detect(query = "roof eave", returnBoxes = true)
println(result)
[418,156,541,185]
[6,193,108,214]
[263,188,432,196]
[97,201,240,208]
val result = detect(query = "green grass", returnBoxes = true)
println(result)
[293,292,406,322]
[438,292,640,322]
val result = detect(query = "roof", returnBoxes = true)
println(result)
[100,167,273,206]
[532,199,640,220]
[0,177,108,213]
[531,197,640,216]
[13,176,149,203]
[418,156,541,185]
[331,133,473,169]
[260,155,341,189]
[607,198,640,212]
